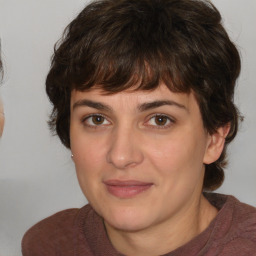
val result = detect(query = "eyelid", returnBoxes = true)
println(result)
[144,113,175,128]
[81,113,111,127]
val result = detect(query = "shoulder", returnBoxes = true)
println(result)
[208,194,256,255]
[223,195,256,239]
[22,205,94,256]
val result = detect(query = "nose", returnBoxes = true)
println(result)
[106,125,144,169]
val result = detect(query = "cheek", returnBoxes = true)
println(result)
[71,130,107,164]
[0,115,4,136]
[146,135,205,185]
[71,135,108,190]
[147,136,197,167]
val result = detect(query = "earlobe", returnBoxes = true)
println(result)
[203,123,230,164]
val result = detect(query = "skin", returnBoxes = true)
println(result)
[0,98,4,137]
[70,84,229,256]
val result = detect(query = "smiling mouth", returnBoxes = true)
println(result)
[103,180,153,199]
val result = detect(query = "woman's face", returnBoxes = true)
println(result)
[70,84,215,232]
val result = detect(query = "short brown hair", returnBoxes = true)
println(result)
[46,0,241,191]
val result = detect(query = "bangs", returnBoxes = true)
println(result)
[65,0,192,94]
[70,43,191,94]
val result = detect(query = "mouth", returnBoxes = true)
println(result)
[103,180,153,199]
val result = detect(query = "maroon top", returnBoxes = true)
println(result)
[22,193,256,255]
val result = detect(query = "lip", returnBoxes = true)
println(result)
[103,180,153,199]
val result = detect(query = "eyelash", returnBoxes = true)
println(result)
[81,114,111,128]
[145,114,175,129]
[81,113,175,129]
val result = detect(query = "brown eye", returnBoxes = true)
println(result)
[92,115,105,125]
[154,115,168,126]
[84,114,110,126]
[146,114,172,128]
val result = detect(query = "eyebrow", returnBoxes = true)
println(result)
[72,99,112,111]
[72,99,187,112]
[138,100,187,112]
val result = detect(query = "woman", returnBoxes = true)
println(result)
[22,0,256,255]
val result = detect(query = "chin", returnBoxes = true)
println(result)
[103,205,155,232]
[106,218,152,232]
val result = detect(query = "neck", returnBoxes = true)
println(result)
[105,194,218,256]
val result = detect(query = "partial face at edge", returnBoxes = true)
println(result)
[69,84,221,232]
[0,98,4,137]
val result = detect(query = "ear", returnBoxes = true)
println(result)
[203,123,230,164]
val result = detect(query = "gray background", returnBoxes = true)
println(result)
[0,0,255,255]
